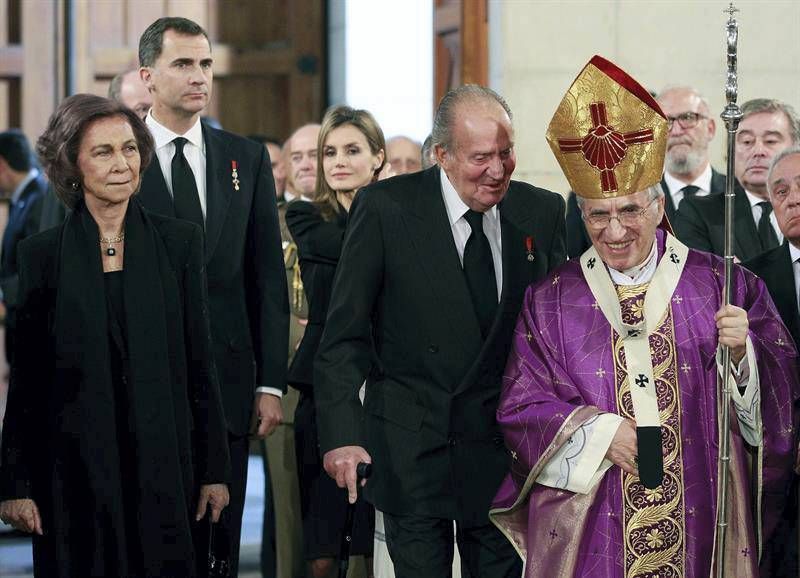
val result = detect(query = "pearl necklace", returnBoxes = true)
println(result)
[99,232,125,256]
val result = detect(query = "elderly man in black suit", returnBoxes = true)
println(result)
[136,17,288,574]
[656,86,726,214]
[315,85,566,578]
[745,146,800,345]
[743,146,800,578]
[675,98,800,261]
[0,130,46,362]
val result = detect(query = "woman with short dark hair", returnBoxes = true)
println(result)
[0,93,230,577]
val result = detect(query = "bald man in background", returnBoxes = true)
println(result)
[386,135,422,175]
[108,69,153,120]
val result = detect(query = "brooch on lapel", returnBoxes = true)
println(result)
[231,160,240,191]
[525,236,535,262]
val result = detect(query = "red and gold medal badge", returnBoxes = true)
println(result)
[545,55,668,200]
[525,236,534,262]
[231,160,240,191]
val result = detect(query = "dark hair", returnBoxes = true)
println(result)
[138,17,209,67]
[36,94,154,209]
[315,105,385,221]
[247,134,283,148]
[0,129,33,172]
[741,98,800,145]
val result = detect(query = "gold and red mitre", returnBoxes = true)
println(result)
[546,55,667,199]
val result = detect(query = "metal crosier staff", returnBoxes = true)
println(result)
[715,4,743,577]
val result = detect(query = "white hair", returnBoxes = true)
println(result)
[767,146,800,197]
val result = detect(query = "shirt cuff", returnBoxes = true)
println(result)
[255,387,283,398]
[727,336,762,445]
[715,336,754,386]
[536,412,623,494]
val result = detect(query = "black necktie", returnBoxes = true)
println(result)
[757,201,779,251]
[171,137,204,230]
[462,210,497,337]
[680,185,700,197]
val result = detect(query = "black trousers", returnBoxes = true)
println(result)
[383,512,522,578]
[225,432,250,576]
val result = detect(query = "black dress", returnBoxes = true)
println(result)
[103,270,144,572]
[0,200,230,577]
[285,200,374,560]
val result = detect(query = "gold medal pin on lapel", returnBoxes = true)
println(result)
[231,160,240,191]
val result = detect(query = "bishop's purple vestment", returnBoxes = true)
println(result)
[490,231,798,577]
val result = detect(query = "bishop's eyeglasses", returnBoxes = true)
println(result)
[666,112,707,130]
[582,199,658,230]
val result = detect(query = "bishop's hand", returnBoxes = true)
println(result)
[605,418,639,476]
[715,304,748,365]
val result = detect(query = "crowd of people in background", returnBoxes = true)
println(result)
[0,14,799,578]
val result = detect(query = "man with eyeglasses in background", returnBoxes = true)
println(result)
[655,86,726,219]
[490,56,798,577]
[674,98,800,261]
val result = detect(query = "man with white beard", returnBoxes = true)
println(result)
[655,86,726,219]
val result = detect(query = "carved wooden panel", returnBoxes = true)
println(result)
[0,0,325,143]
[434,0,488,105]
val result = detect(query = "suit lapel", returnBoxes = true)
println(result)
[767,244,800,347]
[7,178,38,228]
[454,190,542,394]
[405,168,482,355]
[202,125,232,263]
[468,208,530,355]
[660,177,677,221]
[710,169,726,194]
[734,185,761,260]
[498,195,544,305]
[139,160,175,219]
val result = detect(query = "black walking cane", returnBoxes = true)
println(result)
[338,462,372,578]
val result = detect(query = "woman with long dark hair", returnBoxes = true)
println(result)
[286,105,385,578]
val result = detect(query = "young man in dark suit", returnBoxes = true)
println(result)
[137,17,289,574]
[674,98,800,261]
[743,146,800,578]
[0,130,46,361]
[315,86,566,578]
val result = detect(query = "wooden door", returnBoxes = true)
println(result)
[214,0,326,140]
[434,0,488,105]
[0,0,326,144]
